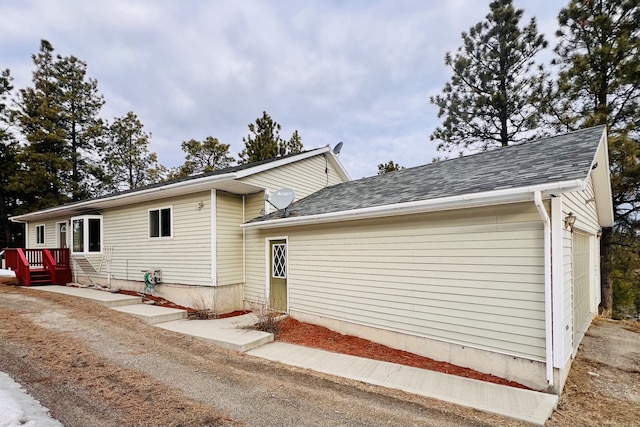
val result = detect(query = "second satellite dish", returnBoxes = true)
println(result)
[269,188,295,211]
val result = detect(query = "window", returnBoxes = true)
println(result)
[271,243,287,278]
[71,215,102,253]
[36,225,45,245]
[149,207,172,238]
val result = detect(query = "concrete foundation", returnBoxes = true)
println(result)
[75,276,244,314]
[290,310,566,393]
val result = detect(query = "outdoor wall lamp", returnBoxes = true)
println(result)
[564,212,577,232]
[597,229,603,239]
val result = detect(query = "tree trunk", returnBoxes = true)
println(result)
[599,226,613,317]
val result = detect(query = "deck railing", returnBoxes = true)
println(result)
[3,248,31,286]
[3,248,71,286]
[23,249,44,268]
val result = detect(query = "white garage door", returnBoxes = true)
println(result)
[573,232,591,342]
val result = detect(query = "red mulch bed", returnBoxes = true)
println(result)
[115,288,528,389]
[277,317,530,390]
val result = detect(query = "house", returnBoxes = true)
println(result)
[7,126,612,394]
[241,125,612,394]
[7,146,350,311]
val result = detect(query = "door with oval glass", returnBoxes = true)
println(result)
[269,239,287,312]
[58,222,67,248]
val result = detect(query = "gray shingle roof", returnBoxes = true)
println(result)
[254,126,605,221]
[44,148,326,208]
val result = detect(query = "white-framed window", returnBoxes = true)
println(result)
[149,207,172,238]
[35,224,45,245]
[71,215,102,253]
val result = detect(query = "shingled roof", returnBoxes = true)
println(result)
[251,126,606,223]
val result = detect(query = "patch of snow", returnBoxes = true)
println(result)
[0,372,62,427]
[0,269,16,277]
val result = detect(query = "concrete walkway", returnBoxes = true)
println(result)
[157,315,273,352]
[25,285,557,425]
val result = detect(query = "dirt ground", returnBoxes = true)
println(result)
[547,318,640,426]
[0,285,638,426]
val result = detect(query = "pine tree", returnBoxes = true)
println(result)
[102,112,166,191]
[11,40,106,206]
[238,111,303,163]
[0,69,22,248]
[430,0,549,152]
[552,0,640,317]
[55,54,105,200]
[172,137,234,178]
[286,130,303,156]
[377,161,405,175]
[11,40,71,211]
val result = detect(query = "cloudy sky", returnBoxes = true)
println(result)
[1,0,565,179]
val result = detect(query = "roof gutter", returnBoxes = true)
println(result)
[243,179,585,230]
[11,172,238,223]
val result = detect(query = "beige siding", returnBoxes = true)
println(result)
[27,219,64,248]
[563,178,599,234]
[244,192,266,221]
[240,155,345,203]
[102,191,212,286]
[216,191,243,285]
[245,202,546,360]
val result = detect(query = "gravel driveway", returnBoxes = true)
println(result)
[0,286,520,427]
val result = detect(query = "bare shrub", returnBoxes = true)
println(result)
[189,291,216,320]
[248,300,285,336]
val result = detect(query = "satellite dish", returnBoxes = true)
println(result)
[268,188,295,211]
[333,141,343,156]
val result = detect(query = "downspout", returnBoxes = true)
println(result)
[534,190,554,387]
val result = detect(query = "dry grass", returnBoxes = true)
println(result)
[0,305,235,426]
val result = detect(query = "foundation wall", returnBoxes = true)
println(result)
[77,276,244,314]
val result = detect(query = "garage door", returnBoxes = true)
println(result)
[573,233,591,342]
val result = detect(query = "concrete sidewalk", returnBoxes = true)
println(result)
[248,342,557,426]
[25,285,557,425]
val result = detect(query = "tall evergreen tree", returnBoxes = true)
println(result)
[102,112,165,191]
[172,136,234,178]
[0,69,22,248]
[55,54,105,200]
[430,0,549,152]
[552,0,640,317]
[10,40,71,211]
[286,130,304,156]
[11,40,105,206]
[238,111,303,163]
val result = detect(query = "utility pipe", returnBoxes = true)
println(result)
[534,190,554,387]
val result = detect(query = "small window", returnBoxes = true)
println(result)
[36,225,45,245]
[149,207,172,238]
[272,243,287,278]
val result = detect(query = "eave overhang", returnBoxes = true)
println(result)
[242,179,586,230]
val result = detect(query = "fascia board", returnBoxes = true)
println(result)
[587,129,614,227]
